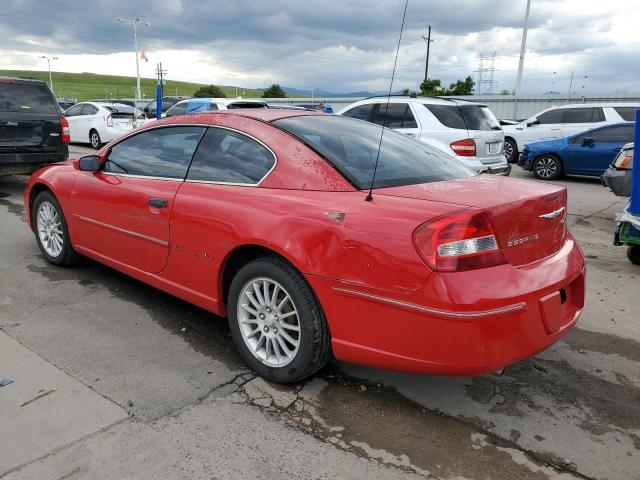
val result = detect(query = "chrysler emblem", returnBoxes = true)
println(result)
[539,207,565,220]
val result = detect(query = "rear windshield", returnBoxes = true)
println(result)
[227,102,268,109]
[423,104,501,131]
[0,83,57,114]
[614,107,639,122]
[274,115,475,189]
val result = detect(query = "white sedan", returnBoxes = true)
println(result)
[63,102,144,149]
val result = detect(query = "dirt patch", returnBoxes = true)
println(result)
[563,328,640,363]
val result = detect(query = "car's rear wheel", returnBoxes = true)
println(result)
[227,256,330,383]
[504,138,518,163]
[32,191,77,266]
[533,155,562,180]
[627,245,640,265]
[90,129,102,149]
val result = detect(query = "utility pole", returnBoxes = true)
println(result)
[155,62,167,121]
[567,71,574,101]
[118,17,150,100]
[422,25,434,82]
[513,0,531,120]
[39,56,58,93]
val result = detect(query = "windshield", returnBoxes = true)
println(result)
[0,83,57,113]
[274,115,475,189]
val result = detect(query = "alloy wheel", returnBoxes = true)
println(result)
[535,156,558,179]
[504,140,513,161]
[237,277,301,367]
[36,201,64,257]
[91,132,100,149]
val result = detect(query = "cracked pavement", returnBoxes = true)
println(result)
[0,145,638,479]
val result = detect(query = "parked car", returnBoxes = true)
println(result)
[23,110,584,383]
[164,98,268,117]
[142,96,189,118]
[602,143,634,197]
[64,102,144,149]
[337,96,510,175]
[57,99,76,111]
[0,76,69,176]
[518,122,634,180]
[503,103,640,163]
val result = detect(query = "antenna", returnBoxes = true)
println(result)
[365,0,409,201]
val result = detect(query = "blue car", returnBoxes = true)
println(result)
[518,122,635,180]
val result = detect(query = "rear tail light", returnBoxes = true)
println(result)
[450,138,476,157]
[106,115,113,127]
[413,209,507,272]
[60,116,70,143]
[614,150,633,169]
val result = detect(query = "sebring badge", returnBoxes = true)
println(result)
[507,233,540,248]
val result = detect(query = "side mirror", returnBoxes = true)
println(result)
[526,119,539,127]
[78,155,101,172]
[582,137,594,146]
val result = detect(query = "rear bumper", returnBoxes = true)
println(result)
[458,156,511,175]
[0,149,68,175]
[602,167,631,197]
[307,237,585,375]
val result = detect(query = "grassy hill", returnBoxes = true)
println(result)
[0,69,268,101]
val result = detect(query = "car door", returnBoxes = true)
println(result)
[561,107,605,137]
[63,104,84,142]
[521,108,568,143]
[78,103,99,141]
[567,124,634,175]
[167,126,277,298]
[70,125,206,273]
[369,102,422,138]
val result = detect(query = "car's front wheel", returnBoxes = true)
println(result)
[504,138,518,163]
[32,191,77,266]
[533,155,562,180]
[90,129,102,149]
[227,256,330,383]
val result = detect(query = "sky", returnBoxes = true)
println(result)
[2,0,639,95]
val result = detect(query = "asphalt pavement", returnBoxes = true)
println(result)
[0,145,638,479]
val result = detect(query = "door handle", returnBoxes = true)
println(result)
[148,198,168,208]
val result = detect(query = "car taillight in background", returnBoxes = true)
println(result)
[614,149,633,169]
[106,115,113,127]
[450,139,476,157]
[60,116,70,143]
[413,209,507,272]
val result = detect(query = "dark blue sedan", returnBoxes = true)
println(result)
[518,122,635,180]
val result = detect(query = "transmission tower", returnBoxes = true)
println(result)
[475,52,498,95]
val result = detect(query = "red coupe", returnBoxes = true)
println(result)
[24,110,585,383]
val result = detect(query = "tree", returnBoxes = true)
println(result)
[500,89,514,95]
[193,84,226,98]
[262,84,286,98]
[419,78,444,96]
[446,76,475,96]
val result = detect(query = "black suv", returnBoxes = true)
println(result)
[0,77,69,176]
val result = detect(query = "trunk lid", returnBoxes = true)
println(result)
[375,176,567,266]
[458,105,504,164]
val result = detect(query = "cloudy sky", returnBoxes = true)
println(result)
[2,0,639,94]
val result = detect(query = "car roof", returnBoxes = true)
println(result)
[0,76,47,86]
[357,95,485,107]
[549,102,640,109]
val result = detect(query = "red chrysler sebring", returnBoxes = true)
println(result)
[23,109,585,383]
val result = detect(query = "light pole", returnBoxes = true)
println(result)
[513,0,531,120]
[118,17,150,100]
[39,55,58,93]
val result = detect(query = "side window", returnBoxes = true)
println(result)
[537,109,567,124]
[208,103,219,111]
[590,126,635,143]
[166,102,187,117]
[81,104,98,115]
[65,104,83,117]
[103,126,205,178]
[342,104,374,121]
[371,103,417,128]
[187,127,276,184]
[564,108,600,124]
[423,105,466,129]
[614,107,639,121]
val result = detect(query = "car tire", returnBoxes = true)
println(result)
[504,138,518,163]
[627,245,640,266]
[90,129,102,150]
[32,190,78,266]
[533,155,562,180]
[227,256,331,383]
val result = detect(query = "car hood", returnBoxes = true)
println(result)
[524,136,568,153]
